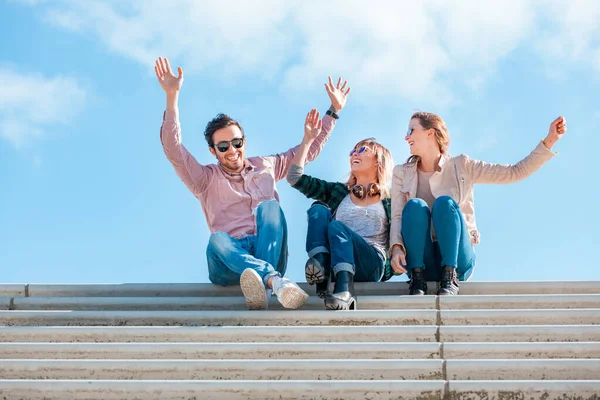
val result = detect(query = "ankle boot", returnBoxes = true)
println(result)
[409,268,427,295]
[305,253,330,298]
[324,270,356,310]
[438,266,459,296]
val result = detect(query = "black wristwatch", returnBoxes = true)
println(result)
[326,109,339,119]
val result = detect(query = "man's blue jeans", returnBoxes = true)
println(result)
[306,203,384,282]
[402,196,475,281]
[207,200,287,286]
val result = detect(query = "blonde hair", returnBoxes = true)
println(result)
[406,111,450,164]
[345,138,394,199]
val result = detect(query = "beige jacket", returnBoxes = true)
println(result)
[389,141,555,255]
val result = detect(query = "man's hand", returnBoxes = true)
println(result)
[390,247,407,275]
[304,109,322,142]
[543,116,567,150]
[324,76,351,112]
[155,57,183,94]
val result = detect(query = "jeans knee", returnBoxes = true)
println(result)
[403,198,430,219]
[256,199,281,221]
[307,202,331,220]
[326,220,346,238]
[432,195,458,217]
[207,231,233,256]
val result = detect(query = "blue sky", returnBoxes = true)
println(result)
[1,0,598,284]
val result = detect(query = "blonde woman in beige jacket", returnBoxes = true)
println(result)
[389,112,567,296]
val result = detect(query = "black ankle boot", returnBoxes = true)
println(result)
[305,253,330,298]
[438,266,459,296]
[409,268,427,295]
[324,271,356,310]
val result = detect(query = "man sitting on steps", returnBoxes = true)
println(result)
[155,56,350,310]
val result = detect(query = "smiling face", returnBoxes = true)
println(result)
[405,118,435,156]
[349,145,377,176]
[209,125,246,173]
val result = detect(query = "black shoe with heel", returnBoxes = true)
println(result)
[324,270,356,310]
[305,253,330,298]
[438,266,459,296]
[409,268,427,295]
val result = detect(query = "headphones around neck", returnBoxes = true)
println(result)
[350,183,380,199]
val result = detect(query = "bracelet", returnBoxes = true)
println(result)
[326,109,339,119]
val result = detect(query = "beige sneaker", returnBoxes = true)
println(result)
[240,269,269,310]
[272,276,309,309]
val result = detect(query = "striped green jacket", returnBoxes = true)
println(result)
[292,173,395,282]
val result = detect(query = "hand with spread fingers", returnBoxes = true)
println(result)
[155,57,184,94]
[304,109,322,142]
[324,76,351,113]
[543,116,567,150]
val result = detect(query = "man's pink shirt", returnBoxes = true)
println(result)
[161,110,336,239]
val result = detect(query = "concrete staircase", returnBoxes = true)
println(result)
[0,281,599,399]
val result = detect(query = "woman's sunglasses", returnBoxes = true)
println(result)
[349,146,369,157]
[215,138,244,153]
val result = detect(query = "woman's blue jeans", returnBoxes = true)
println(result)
[401,196,475,281]
[305,203,384,282]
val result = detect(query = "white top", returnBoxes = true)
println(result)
[334,194,389,261]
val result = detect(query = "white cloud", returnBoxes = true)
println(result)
[0,67,86,148]
[17,0,600,106]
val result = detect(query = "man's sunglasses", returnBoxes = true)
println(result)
[215,138,244,153]
[349,146,369,157]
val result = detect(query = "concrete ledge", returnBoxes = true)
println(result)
[449,380,600,399]
[441,309,600,325]
[0,342,441,359]
[446,359,600,380]
[0,325,438,343]
[0,284,26,297]
[0,297,11,310]
[24,281,600,297]
[0,310,437,327]
[0,359,444,380]
[440,325,600,342]
[12,295,436,311]
[444,342,600,359]
[440,294,600,309]
[0,380,447,400]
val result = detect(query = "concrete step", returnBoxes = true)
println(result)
[11,294,600,311]
[14,280,600,298]
[444,342,600,359]
[11,295,436,311]
[446,359,600,380]
[1,341,597,360]
[0,310,437,327]
[0,359,443,380]
[0,379,598,400]
[439,294,600,309]
[440,325,600,342]
[448,380,600,399]
[0,325,438,343]
[440,309,600,325]
[0,342,441,359]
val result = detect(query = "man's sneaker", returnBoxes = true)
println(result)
[408,268,427,295]
[240,268,269,310]
[438,266,460,296]
[272,276,309,309]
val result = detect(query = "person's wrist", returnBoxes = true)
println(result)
[326,105,340,119]
[543,137,557,149]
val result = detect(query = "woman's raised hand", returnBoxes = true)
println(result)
[155,57,183,94]
[304,109,322,142]
[543,116,567,150]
